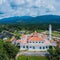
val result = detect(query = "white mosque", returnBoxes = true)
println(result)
[11,24,56,51]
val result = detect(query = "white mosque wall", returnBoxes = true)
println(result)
[20,44,49,51]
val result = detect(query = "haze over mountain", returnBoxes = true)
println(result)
[0,15,60,24]
[0,0,60,19]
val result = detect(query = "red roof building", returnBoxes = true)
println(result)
[15,31,54,51]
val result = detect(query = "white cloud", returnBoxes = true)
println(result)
[0,0,3,4]
[47,5,56,12]
[0,0,60,18]
[12,0,25,5]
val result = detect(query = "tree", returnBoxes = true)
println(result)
[0,40,9,60]
[48,46,60,60]
[3,41,19,60]
[0,40,19,60]
[0,51,9,60]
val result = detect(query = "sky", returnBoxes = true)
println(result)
[0,0,60,19]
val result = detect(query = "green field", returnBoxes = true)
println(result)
[52,31,60,37]
[17,56,48,60]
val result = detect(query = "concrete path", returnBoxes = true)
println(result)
[20,51,50,56]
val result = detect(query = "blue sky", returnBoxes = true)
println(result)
[0,0,60,19]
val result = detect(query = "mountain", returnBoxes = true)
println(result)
[0,15,60,24]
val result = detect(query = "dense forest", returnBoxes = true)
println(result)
[0,23,60,33]
[0,15,60,24]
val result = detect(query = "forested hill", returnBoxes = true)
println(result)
[0,15,60,24]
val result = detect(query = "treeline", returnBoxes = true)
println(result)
[0,23,60,33]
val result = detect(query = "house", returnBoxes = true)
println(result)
[0,31,13,40]
[15,24,57,51]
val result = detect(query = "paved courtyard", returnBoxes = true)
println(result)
[20,51,50,56]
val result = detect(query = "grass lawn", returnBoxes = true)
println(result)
[17,56,48,60]
[52,31,60,37]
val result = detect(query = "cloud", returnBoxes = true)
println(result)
[0,0,14,14]
[0,0,60,18]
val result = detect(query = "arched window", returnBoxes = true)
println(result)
[43,47,45,49]
[30,46,31,48]
[36,42,38,43]
[33,46,35,49]
[30,41,31,43]
[23,46,25,48]
[39,47,41,49]
[26,46,28,48]
[33,42,34,43]
[46,46,48,48]
[46,46,49,49]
